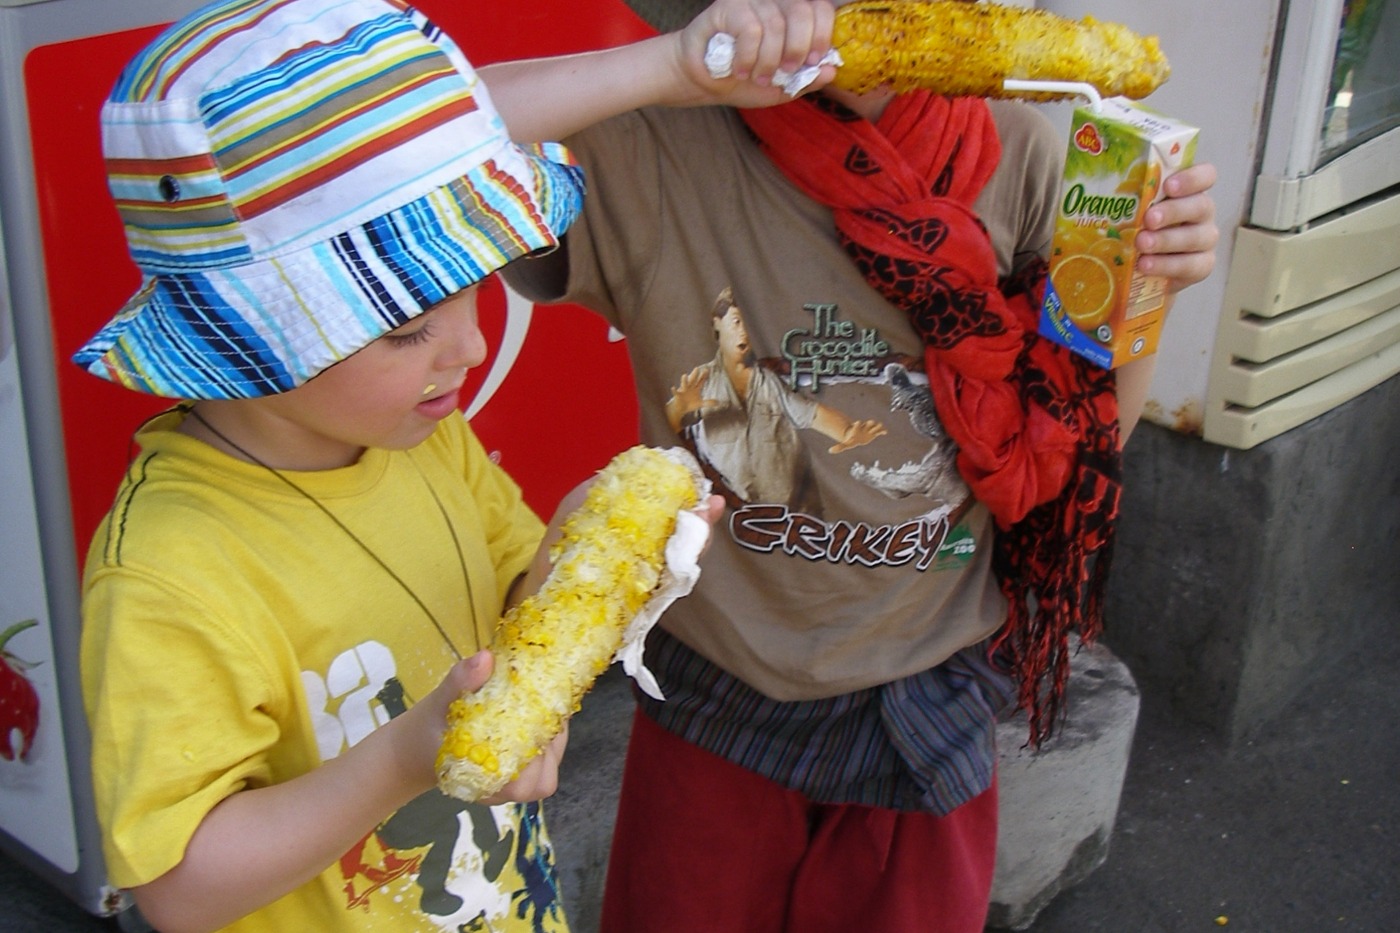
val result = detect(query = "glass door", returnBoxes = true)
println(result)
[1323,0,1400,160]
[1252,0,1400,230]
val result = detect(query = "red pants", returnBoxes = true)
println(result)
[599,709,998,933]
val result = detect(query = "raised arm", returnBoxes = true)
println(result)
[479,0,838,142]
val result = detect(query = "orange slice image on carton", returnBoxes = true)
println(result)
[1051,252,1116,332]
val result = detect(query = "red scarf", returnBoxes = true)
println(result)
[741,94,1122,745]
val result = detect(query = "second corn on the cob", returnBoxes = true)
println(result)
[831,1,1170,100]
[436,445,706,801]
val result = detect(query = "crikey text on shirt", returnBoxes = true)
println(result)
[782,303,890,391]
[729,504,951,570]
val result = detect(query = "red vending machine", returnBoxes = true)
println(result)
[0,0,651,917]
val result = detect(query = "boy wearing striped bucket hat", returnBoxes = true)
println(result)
[74,1,834,930]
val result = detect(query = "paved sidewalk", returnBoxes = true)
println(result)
[4,628,1397,932]
[1027,627,1400,933]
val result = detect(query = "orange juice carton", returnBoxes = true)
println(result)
[1039,96,1198,368]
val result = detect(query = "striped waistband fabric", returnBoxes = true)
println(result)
[636,626,1017,815]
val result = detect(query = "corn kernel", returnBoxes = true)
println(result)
[436,446,705,800]
[831,1,1169,100]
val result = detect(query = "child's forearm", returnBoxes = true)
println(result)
[479,0,838,142]
[129,658,484,933]
[480,37,692,143]
[1115,352,1158,445]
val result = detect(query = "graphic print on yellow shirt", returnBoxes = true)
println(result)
[309,640,566,932]
[668,287,976,576]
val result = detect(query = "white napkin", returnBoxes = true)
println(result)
[704,33,843,96]
[611,452,712,700]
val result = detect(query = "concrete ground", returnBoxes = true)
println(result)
[1025,626,1400,933]
[3,629,1397,932]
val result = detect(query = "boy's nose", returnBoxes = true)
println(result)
[446,322,488,371]
[437,300,488,370]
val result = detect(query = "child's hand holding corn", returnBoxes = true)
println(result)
[436,447,720,802]
[676,0,839,106]
[436,652,569,806]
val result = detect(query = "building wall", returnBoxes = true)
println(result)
[1105,373,1400,741]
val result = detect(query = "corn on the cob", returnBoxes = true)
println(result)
[436,445,706,801]
[830,1,1170,100]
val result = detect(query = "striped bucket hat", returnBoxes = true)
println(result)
[73,0,585,399]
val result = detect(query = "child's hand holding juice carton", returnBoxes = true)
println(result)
[1039,96,1199,369]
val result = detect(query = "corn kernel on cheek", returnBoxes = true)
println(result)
[830,1,1170,100]
[436,446,706,801]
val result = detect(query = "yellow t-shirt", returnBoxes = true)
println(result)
[80,410,568,932]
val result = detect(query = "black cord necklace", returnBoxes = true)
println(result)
[184,405,475,659]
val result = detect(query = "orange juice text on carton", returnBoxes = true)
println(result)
[1039,97,1198,369]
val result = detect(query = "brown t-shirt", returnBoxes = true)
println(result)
[506,102,1063,700]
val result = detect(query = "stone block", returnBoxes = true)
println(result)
[986,638,1140,931]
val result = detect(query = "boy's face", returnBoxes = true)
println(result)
[250,285,487,469]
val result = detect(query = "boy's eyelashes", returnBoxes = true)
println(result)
[384,321,435,347]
